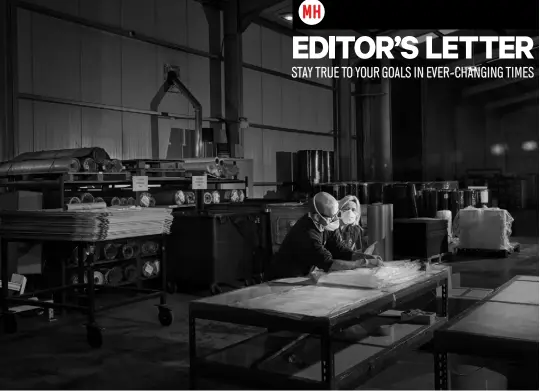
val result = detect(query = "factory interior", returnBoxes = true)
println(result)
[0,0,538,390]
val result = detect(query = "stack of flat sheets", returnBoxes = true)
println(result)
[0,206,173,242]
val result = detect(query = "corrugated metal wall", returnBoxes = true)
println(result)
[15,0,335,199]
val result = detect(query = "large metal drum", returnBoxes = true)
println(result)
[368,182,384,204]
[297,150,323,186]
[336,183,348,200]
[321,151,334,183]
[420,188,438,218]
[357,182,369,205]
[346,182,359,199]
[461,189,474,208]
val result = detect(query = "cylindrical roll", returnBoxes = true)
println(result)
[124,264,138,282]
[382,183,394,204]
[81,157,97,172]
[121,244,135,259]
[102,243,118,260]
[151,260,160,276]
[321,151,334,183]
[203,192,213,204]
[312,183,323,195]
[437,190,450,211]
[120,197,128,205]
[391,183,413,219]
[105,267,124,285]
[212,190,220,204]
[238,190,245,202]
[70,273,88,285]
[67,197,81,204]
[142,261,155,278]
[127,241,140,257]
[152,190,186,206]
[435,210,453,239]
[64,202,107,211]
[141,241,158,255]
[421,189,438,218]
[127,197,136,205]
[185,191,196,204]
[102,159,123,173]
[477,189,491,207]
[368,182,384,204]
[81,193,95,203]
[347,182,359,199]
[93,271,105,285]
[0,157,82,176]
[357,183,369,205]
[111,197,121,206]
[224,190,239,203]
[139,192,156,207]
[367,204,393,262]
[461,189,473,208]
[94,197,104,204]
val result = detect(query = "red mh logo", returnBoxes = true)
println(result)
[298,0,325,26]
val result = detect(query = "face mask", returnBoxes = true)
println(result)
[341,210,356,225]
[324,219,340,231]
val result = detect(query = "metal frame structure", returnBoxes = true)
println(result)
[0,233,172,348]
[189,270,449,389]
[433,275,539,390]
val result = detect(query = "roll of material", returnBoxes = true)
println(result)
[65,202,107,211]
[368,182,384,204]
[102,159,123,172]
[461,190,474,208]
[238,190,245,202]
[81,157,97,172]
[203,192,213,204]
[151,260,160,276]
[120,197,128,205]
[103,243,119,260]
[367,204,393,262]
[337,183,348,200]
[105,267,124,285]
[12,147,110,164]
[124,264,138,282]
[437,190,450,211]
[67,197,81,204]
[80,192,95,203]
[152,190,186,206]
[322,151,334,183]
[312,183,323,195]
[141,241,159,255]
[127,197,136,205]
[185,191,196,204]
[223,190,239,203]
[110,197,121,206]
[392,183,418,219]
[139,192,156,207]
[436,210,453,238]
[93,271,105,285]
[0,157,81,176]
[142,261,155,278]
[297,150,334,186]
[211,190,220,204]
[121,244,135,259]
[420,189,438,218]
[70,273,88,285]
[476,189,491,208]
[94,197,105,204]
[382,183,394,204]
[357,182,369,205]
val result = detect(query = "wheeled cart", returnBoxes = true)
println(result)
[0,234,173,348]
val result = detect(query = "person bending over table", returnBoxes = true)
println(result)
[265,192,382,280]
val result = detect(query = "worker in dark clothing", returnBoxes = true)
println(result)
[266,192,382,280]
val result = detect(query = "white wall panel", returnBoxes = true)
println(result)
[243,127,263,185]
[81,30,122,106]
[316,89,333,133]
[32,15,81,100]
[18,100,34,155]
[262,129,283,182]
[80,0,122,26]
[261,74,282,127]
[280,35,294,74]
[243,69,262,124]
[121,0,155,37]
[120,39,158,110]
[122,113,152,159]
[281,79,300,130]
[186,1,209,52]
[157,117,172,159]
[243,25,261,66]
[81,108,123,159]
[17,10,32,94]
[261,28,281,72]
[155,0,188,46]
[186,56,211,117]
[33,102,82,151]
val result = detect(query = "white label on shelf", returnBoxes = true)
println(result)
[132,176,149,191]
[144,264,153,275]
[480,190,489,203]
[192,175,208,190]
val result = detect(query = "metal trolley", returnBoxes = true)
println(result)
[0,233,173,348]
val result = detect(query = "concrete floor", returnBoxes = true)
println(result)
[0,236,537,390]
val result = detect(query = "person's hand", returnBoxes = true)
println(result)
[352,252,383,268]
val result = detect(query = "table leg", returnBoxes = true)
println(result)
[439,282,448,318]
[320,332,335,389]
[434,350,448,390]
[1,239,9,314]
[189,314,198,389]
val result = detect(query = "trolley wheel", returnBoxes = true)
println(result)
[166,281,177,295]
[158,309,174,327]
[210,283,222,296]
[86,325,103,349]
[3,312,17,334]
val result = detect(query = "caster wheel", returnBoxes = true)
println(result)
[86,326,103,348]
[166,281,177,295]
[3,313,17,334]
[158,310,174,326]
[210,283,222,296]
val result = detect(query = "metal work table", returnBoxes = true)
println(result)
[434,275,539,390]
[189,265,450,389]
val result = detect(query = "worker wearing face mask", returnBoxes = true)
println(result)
[337,195,365,252]
[266,192,381,280]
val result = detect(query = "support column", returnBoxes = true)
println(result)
[223,0,243,158]
[203,5,224,148]
[335,57,352,181]
[0,0,17,162]
[364,59,392,182]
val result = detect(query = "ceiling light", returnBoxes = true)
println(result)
[522,141,538,151]
[280,13,293,22]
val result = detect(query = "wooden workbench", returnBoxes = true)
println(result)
[189,265,450,389]
[433,275,539,390]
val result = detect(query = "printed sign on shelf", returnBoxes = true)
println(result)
[192,175,208,190]
[132,176,149,192]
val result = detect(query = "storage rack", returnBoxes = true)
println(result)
[0,233,171,348]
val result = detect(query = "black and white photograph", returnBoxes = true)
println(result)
[0,0,538,389]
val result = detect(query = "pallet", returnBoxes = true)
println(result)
[456,242,520,258]
[0,171,131,183]
[122,159,184,170]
